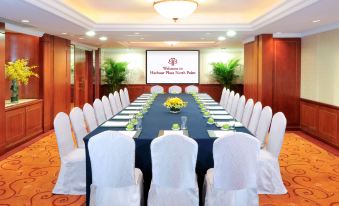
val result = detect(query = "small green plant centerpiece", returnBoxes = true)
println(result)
[164,97,187,114]
[5,58,39,103]
[211,58,240,89]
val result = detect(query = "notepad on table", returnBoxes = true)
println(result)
[163,130,184,135]
[118,131,138,138]
[203,102,218,105]
[121,110,139,114]
[125,106,143,110]
[206,106,224,110]
[131,102,146,106]
[211,115,233,120]
[113,115,132,120]
[133,100,146,103]
[210,110,228,115]
[101,121,128,127]
[200,99,215,102]
[207,130,235,138]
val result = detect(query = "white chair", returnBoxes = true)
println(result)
[102,96,114,120]
[89,131,143,206]
[185,85,199,93]
[83,103,98,132]
[120,89,129,108]
[168,85,182,94]
[235,95,246,121]
[53,112,86,195]
[241,99,254,128]
[114,91,123,112]
[108,93,119,115]
[219,88,227,106]
[124,87,131,105]
[222,89,230,109]
[256,106,273,148]
[257,112,287,194]
[93,99,106,125]
[230,93,240,117]
[150,85,164,94]
[247,102,262,135]
[148,134,199,206]
[69,107,88,148]
[226,91,235,113]
[204,132,260,206]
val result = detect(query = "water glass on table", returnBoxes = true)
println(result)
[181,116,188,130]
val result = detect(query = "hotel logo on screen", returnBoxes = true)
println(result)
[168,58,178,66]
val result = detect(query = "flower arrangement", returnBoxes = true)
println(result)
[5,58,39,102]
[164,97,187,113]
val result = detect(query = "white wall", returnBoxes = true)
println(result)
[301,28,339,106]
[101,48,244,84]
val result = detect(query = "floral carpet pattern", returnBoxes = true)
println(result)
[0,132,338,206]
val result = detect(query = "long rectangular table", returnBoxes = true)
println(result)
[84,93,252,206]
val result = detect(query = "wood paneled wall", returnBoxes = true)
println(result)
[301,99,339,147]
[244,35,301,128]
[74,47,88,108]
[0,23,5,153]
[86,51,94,104]
[5,32,41,99]
[94,49,101,99]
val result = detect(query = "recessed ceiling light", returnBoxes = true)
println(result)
[312,19,321,23]
[205,32,211,35]
[201,37,205,40]
[218,36,226,41]
[226,30,237,37]
[135,32,140,35]
[79,37,84,40]
[21,19,30,23]
[61,32,67,35]
[86,30,96,37]
[99,36,108,41]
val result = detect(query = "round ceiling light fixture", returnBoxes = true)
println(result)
[153,0,198,22]
[86,30,96,37]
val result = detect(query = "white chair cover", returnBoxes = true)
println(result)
[148,134,199,206]
[120,89,129,108]
[53,112,86,195]
[83,103,98,132]
[222,89,231,109]
[204,132,260,206]
[89,131,143,206]
[185,85,199,93]
[247,102,262,135]
[93,99,106,125]
[241,99,254,127]
[219,88,227,106]
[102,96,113,119]
[230,93,240,117]
[257,112,287,195]
[235,95,246,121]
[108,93,119,115]
[226,91,235,113]
[114,91,123,112]
[150,85,164,94]
[255,106,273,148]
[168,85,182,94]
[124,87,131,105]
[69,107,88,148]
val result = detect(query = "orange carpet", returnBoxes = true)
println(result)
[0,132,338,206]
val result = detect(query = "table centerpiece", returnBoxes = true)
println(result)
[163,97,187,114]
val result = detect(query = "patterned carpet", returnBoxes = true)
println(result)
[0,132,337,206]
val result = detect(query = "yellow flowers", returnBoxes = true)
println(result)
[164,97,188,109]
[5,59,39,85]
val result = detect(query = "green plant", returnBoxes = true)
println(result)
[211,59,240,89]
[102,58,128,92]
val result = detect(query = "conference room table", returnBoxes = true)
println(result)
[83,93,252,206]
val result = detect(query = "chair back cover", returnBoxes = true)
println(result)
[256,106,273,147]
[114,91,123,111]
[54,112,75,159]
[83,103,98,132]
[213,132,260,190]
[168,85,182,94]
[69,107,88,148]
[151,134,198,188]
[108,93,119,115]
[120,89,128,108]
[185,85,199,93]
[226,91,235,112]
[222,89,231,109]
[93,99,106,125]
[102,96,113,119]
[124,87,131,105]
[219,88,226,106]
[88,131,136,187]
[266,112,287,157]
[235,95,246,121]
[248,101,262,134]
[150,85,164,94]
[242,99,254,127]
[230,93,240,116]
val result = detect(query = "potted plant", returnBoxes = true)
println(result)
[211,58,240,89]
[163,97,187,113]
[5,58,39,103]
[102,58,128,93]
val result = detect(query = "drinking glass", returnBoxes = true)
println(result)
[181,116,188,130]
[136,116,142,130]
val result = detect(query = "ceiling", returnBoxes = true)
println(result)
[0,0,338,49]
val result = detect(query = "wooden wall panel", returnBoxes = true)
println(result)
[318,107,338,144]
[25,101,43,138]
[5,107,26,146]
[300,101,317,134]
[94,49,101,99]
[273,38,301,127]
[244,41,258,102]
[0,23,5,153]
[74,47,88,108]
[5,32,41,99]
[86,51,94,104]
